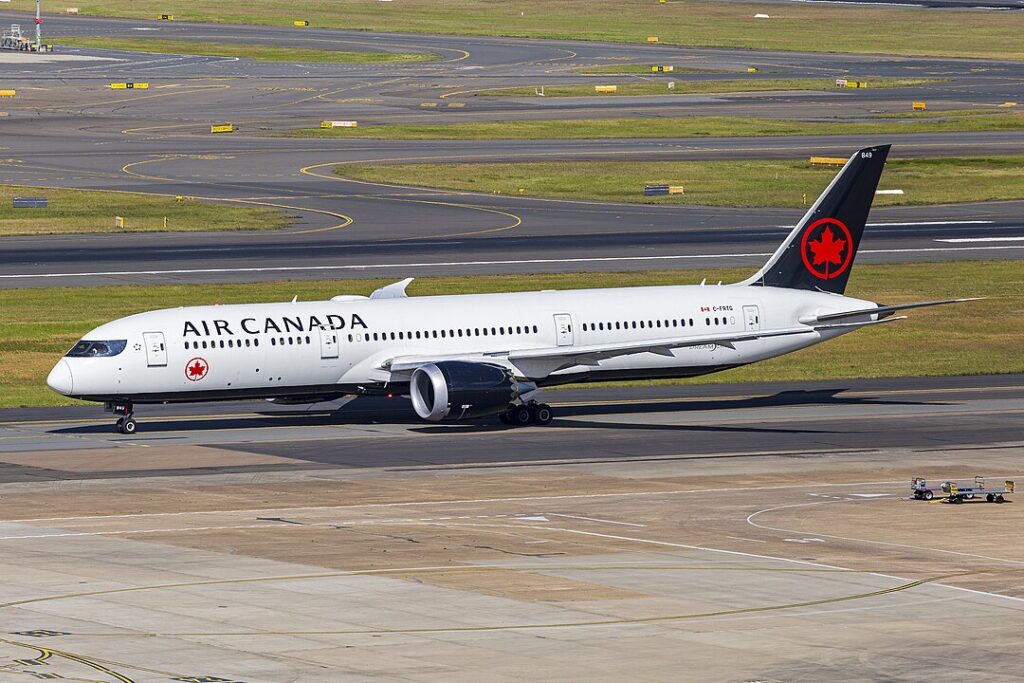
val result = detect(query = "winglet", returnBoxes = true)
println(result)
[370,278,415,300]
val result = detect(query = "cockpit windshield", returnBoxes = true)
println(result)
[66,340,127,358]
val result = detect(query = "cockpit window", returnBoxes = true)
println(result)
[66,340,127,358]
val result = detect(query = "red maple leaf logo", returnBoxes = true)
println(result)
[808,226,846,270]
[186,358,208,381]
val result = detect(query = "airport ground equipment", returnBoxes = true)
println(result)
[912,476,1013,503]
[2,24,51,52]
[944,477,1013,504]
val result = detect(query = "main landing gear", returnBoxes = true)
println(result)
[106,400,137,434]
[498,401,554,427]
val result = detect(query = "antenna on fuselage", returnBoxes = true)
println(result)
[291,295,298,303]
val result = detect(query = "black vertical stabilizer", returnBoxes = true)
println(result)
[743,144,890,294]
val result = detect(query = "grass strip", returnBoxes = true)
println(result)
[0,185,288,237]
[53,36,436,63]
[475,78,941,97]
[7,0,1024,60]
[286,111,1024,140]
[336,157,1024,208]
[1,261,1017,407]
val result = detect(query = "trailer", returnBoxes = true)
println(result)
[912,477,1013,504]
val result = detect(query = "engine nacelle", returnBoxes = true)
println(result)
[410,361,522,422]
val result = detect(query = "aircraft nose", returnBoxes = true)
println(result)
[47,359,73,395]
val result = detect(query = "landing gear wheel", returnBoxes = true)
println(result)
[531,403,554,425]
[118,418,137,435]
[512,405,533,426]
[498,408,514,425]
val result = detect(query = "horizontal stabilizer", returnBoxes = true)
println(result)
[807,297,983,324]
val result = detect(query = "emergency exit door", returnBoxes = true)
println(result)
[143,331,167,367]
[553,313,574,346]
[743,305,761,331]
[319,328,339,359]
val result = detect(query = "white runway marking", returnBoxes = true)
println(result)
[746,500,1024,567]
[546,513,647,527]
[2,478,905,524]
[935,236,1024,243]
[778,220,995,228]
[5,245,1024,280]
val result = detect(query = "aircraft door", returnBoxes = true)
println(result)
[553,313,574,347]
[142,332,167,367]
[743,305,761,331]
[319,328,339,359]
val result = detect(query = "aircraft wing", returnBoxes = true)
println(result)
[505,318,901,373]
[384,317,901,378]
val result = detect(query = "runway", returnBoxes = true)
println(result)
[1,11,1023,287]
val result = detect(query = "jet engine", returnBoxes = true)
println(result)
[409,361,525,422]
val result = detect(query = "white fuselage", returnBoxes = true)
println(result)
[49,284,874,404]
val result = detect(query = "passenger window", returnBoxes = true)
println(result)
[706,318,711,326]
[271,338,276,346]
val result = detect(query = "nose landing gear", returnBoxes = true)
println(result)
[106,400,137,434]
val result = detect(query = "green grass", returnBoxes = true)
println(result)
[0,186,288,236]
[2,262,1019,408]
[475,78,940,98]
[286,111,1024,140]
[8,0,1024,60]
[53,36,435,63]
[336,156,1024,209]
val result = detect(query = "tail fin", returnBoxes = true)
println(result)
[742,144,890,294]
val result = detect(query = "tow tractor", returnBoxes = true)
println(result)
[911,476,1014,504]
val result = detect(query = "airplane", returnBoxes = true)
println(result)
[47,144,978,434]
